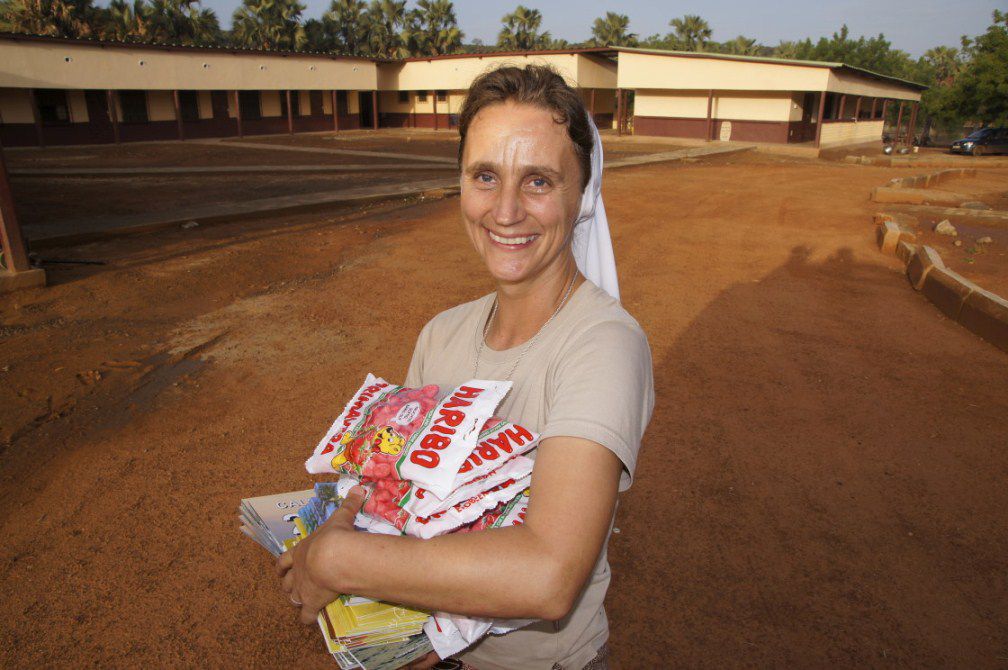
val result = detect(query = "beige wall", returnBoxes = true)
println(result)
[819,119,885,147]
[379,89,461,115]
[378,53,614,91]
[0,88,33,123]
[634,90,709,118]
[197,90,213,119]
[67,89,88,122]
[634,89,791,122]
[827,70,920,101]
[148,90,174,121]
[0,40,376,90]
[713,91,791,121]
[261,90,282,117]
[619,50,829,92]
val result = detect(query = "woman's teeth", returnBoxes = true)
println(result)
[489,231,537,245]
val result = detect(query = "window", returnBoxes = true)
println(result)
[178,91,200,122]
[436,90,446,102]
[417,91,427,102]
[238,91,261,120]
[398,90,409,103]
[36,89,70,125]
[119,91,148,123]
[280,90,301,117]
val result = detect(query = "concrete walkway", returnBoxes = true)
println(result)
[27,176,458,245]
[194,138,459,165]
[605,144,754,168]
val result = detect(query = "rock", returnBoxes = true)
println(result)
[960,200,992,210]
[934,219,958,236]
[181,221,199,229]
[954,240,963,247]
[977,236,993,245]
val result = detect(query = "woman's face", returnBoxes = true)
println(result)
[460,100,585,287]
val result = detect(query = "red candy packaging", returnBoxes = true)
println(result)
[306,374,540,541]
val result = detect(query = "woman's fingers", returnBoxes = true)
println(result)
[275,549,293,577]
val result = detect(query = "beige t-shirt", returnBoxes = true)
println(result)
[404,279,655,670]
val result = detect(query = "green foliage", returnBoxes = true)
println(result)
[231,0,305,50]
[402,0,463,56]
[952,10,1008,125]
[590,11,636,47]
[0,0,102,38]
[669,14,711,52]
[497,5,550,50]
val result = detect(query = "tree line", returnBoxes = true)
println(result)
[1,1,1004,126]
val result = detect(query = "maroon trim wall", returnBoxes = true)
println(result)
[633,115,791,144]
[1,112,361,146]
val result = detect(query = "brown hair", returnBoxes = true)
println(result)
[457,64,593,191]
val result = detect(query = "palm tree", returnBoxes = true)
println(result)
[1,0,100,38]
[723,35,759,56]
[324,0,367,55]
[922,46,960,86]
[402,0,461,56]
[231,0,305,50]
[364,0,405,58]
[669,14,711,52]
[497,5,547,50]
[101,0,150,41]
[590,11,636,47]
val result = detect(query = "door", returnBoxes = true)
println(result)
[358,91,373,128]
[83,90,114,142]
[211,91,230,120]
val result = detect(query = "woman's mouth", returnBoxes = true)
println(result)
[486,229,539,249]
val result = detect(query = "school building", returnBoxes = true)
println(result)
[0,33,924,152]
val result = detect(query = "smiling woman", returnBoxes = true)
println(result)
[277,64,654,670]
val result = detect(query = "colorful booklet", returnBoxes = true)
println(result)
[240,485,433,670]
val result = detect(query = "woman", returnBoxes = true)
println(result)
[278,64,654,670]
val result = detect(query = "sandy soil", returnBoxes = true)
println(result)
[1,152,1006,669]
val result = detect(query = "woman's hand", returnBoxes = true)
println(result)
[275,486,367,624]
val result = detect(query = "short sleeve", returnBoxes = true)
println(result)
[540,319,655,492]
[404,320,432,388]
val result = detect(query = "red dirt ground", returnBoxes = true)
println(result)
[1,152,1006,669]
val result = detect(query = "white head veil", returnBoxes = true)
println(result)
[571,112,620,301]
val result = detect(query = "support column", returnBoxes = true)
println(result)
[371,90,378,130]
[106,90,120,144]
[233,90,243,138]
[854,96,861,121]
[907,102,918,146]
[172,89,185,141]
[615,88,622,137]
[286,90,294,134]
[895,101,905,142]
[705,89,714,141]
[336,88,344,130]
[814,90,827,148]
[870,97,877,119]
[839,94,847,120]
[0,148,31,274]
[27,89,44,147]
[432,91,438,131]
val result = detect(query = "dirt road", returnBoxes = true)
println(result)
[1,153,1005,668]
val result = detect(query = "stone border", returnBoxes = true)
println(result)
[874,212,1008,353]
[884,167,976,189]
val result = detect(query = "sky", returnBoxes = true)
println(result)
[191,0,1004,58]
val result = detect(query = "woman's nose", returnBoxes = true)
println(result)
[492,183,525,226]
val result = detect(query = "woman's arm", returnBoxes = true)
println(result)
[278,435,623,624]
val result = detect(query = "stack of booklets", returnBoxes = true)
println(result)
[239,484,434,670]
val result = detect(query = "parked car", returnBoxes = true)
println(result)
[950,128,1008,156]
